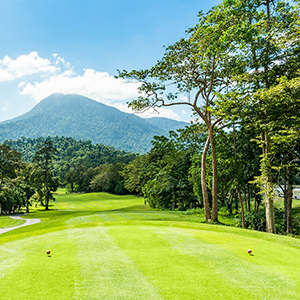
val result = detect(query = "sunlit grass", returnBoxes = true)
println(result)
[0,216,25,229]
[1,192,300,299]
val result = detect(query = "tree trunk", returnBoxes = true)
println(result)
[247,184,251,212]
[265,192,275,233]
[233,123,245,227]
[201,135,211,221]
[209,128,218,222]
[264,134,275,233]
[287,186,293,233]
[235,192,239,212]
[254,188,260,213]
[45,161,49,210]
[40,194,44,206]
[263,0,275,234]
[244,194,248,213]
[287,166,293,233]
[261,130,275,233]
[237,182,245,228]
[283,191,288,226]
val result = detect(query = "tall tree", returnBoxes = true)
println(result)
[33,138,58,210]
[0,144,22,182]
[117,6,242,221]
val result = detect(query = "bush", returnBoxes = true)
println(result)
[236,210,266,231]
[234,208,298,235]
[182,208,204,215]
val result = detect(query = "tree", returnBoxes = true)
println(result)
[256,77,300,233]
[0,178,24,215]
[117,6,243,221]
[33,138,58,210]
[17,164,36,213]
[89,163,127,194]
[0,144,22,182]
[215,0,300,233]
[122,155,148,196]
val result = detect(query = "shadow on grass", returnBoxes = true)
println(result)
[23,206,153,222]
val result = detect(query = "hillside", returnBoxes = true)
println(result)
[0,94,188,153]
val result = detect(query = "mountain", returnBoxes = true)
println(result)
[0,94,188,153]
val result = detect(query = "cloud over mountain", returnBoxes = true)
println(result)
[0,52,182,120]
[20,68,139,103]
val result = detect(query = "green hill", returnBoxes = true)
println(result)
[0,94,188,153]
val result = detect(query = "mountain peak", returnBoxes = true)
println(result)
[0,94,188,153]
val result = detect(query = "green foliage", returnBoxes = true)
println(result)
[0,144,31,215]
[5,136,137,195]
[33,138,59,210]
[235,210,266,231]
[0,178,34,215]
[126,126,207,210]
[0,144,22,181]
[122,155,148,195]
[182,208,205,215]
[234,208,300,235]
[5,136,136,166]
[89,163,127,195]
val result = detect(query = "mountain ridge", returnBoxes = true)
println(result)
[0,94,188,153]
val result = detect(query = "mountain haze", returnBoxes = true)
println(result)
[0,94,188,153]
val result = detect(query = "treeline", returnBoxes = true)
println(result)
[122,124,262,211]
[4,136,136,167]
[0,141,58,214]
[0,136,137,214]
[122,124,300,235]
[4,136,136,194]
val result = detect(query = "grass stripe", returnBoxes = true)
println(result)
[70,227,163,300]
[0,216,26,228]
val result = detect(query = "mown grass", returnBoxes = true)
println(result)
[0,216,26,228]
[1,191,300,300]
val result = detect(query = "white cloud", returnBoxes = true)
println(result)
[180,95,189,102]
[0,51,183,121]
[0,52,59,81]
[142,107,180,120]
[112,102,180,120]
[2,101,9,111]
[20,68,140,103]
[0,69,14,81]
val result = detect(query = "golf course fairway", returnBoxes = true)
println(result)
[0,192,300,300]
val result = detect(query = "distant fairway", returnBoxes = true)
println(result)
[1,192,300,299]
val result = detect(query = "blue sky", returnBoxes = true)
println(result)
[0,0,222,122]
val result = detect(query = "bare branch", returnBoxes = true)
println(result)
[212,118,222,129]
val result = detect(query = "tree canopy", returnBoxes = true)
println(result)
[117,0,300,232]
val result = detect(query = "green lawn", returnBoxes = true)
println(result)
[1,192,300,299]
[0,215,26,228]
